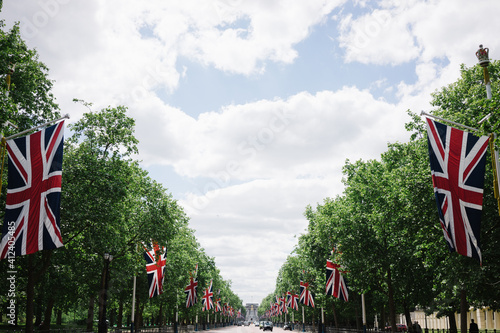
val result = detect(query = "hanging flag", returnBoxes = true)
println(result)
[280,295,288,314]
[201,279,214,311]
[184,276,198,308]
[426,118,489,262]
[326,259,349,301]
[215,297,222,312]
[143,242,167,298]
[0,121,65,259]
[299,281,315,307]
[286,291,299,311]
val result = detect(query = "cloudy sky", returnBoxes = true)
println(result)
[3,0,500,305]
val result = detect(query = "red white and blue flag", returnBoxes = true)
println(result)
[299,281,314,308]
[215,298,222,312]
[143,242,167,298]
[0,121,65,259]
[326,259,349,301]
[202,279,214,311]
[426,118,489,262]
[280,295,287,314]
[286,291,299,311]
[184,276,198,308]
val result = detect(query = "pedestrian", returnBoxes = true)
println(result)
[470,319,479,333]
[414,321,422,333]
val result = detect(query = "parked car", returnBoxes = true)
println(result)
[263,321,273,331]
[283,322,292,331]
[385,324,407,331]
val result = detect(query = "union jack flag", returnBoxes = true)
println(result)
[143,242,167,298]
[280,295,287,314]
[215,298,222,312]
[0,121,65,259]
[326,259,349,301]
[299,281,314,307]
[184,276,198,308]
[286,291,299,311]
[201,279,214,311]
[426,118,489,262]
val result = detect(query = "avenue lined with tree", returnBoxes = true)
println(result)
[1,6,500,333]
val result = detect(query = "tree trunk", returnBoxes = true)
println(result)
[158,303,163,325]
[26,255,35,333]
[354,299,361,331]
[381,306,386,330]
[117,301,123,328]
[403,301,413,333]
[87,295,95,332]
[39,296,55,331]
[460,289,468,333]
[448,312,457,333]
[387,267,397,333]
[34,292,43,327]
[57,309,62,325]
[332,302,338,328]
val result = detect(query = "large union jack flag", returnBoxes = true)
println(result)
[201,279,214,311]
[426,118,489,262]
[286,291,299,311]
[326,259,349,301]
[299,281,315,307]
[143,242,167,298]
[0,121,65,259]
[184,276,198,308]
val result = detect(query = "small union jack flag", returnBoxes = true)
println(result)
[215,298,222,312]
[326,259,349,301]
[426,118,489,262]
[0,121,65,259]
[184,276,198,308]
[280,295,287,314]
[299,281,314,307]
[143,242,167,298]
[202,279,214,311]
[286,291,298,311]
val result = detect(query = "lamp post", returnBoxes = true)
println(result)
[476,44,491,99]
[98,253,113,333]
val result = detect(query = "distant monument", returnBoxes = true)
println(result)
[245,303,259,322]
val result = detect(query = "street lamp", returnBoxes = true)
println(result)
[98,253,113,333]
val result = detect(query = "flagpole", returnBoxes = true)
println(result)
[3,114,70,141]
[475,44,500,215]
[302,306,305,332]
[420,111,479,132]
[131,271,137,333]
[362,294,367,333]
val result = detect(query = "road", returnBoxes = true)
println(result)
[206,324,291,333]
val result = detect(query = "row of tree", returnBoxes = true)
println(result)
[258,62,500,333]
[0,18,244,332]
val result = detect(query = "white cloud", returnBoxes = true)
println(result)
[337,0,500,67]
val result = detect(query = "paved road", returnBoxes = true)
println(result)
[207,324,290,333]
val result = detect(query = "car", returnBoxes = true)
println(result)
[237,322,243,326]
[385,324,407,331]
[283,322,292,331]
[263,321,273,331]
[244,321,250,326]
